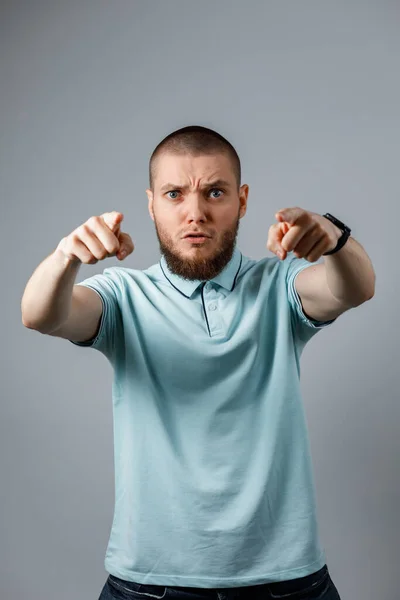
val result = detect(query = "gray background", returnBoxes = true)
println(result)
[2,1,398,599]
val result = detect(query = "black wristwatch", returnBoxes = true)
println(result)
[322,213,352,255]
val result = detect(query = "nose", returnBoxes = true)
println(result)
[184,193,208,223]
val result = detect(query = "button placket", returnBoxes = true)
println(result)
[201,282,224,336]
[204,283,217,311]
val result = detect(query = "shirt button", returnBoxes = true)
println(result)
[205,282,212,290]
[209,304,217,311]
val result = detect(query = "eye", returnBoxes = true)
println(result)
[166,190,180,199]
[209,188,224,198]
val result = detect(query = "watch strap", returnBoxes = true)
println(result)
[322,213,351,255]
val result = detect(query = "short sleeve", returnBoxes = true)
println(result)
[69,267,123,359]
[284,254,337,338]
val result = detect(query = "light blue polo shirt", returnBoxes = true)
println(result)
[71,245,336,588]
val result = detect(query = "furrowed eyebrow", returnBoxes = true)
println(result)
[159,179,231,193]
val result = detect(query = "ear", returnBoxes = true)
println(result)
[146,188,154,221]
[239,184,249,218]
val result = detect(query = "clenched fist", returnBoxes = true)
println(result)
[56,211,135,265]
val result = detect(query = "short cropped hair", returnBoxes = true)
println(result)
[149,125,241,192]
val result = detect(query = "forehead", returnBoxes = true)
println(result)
[154,153,234,186]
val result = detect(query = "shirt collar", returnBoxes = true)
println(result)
[159,245,243,298]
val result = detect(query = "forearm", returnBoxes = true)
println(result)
[21,248,81,332]
[323,236,376,306]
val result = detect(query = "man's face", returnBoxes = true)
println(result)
[146,153,248,281]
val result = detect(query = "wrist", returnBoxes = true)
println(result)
[54,246,81,269]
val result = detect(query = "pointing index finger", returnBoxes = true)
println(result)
[102,211,124,234]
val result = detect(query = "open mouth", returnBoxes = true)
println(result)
[184,236,209,242]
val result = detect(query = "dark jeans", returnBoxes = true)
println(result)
[98,563,342,599]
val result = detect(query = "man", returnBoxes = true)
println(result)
[22,125,375,599]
